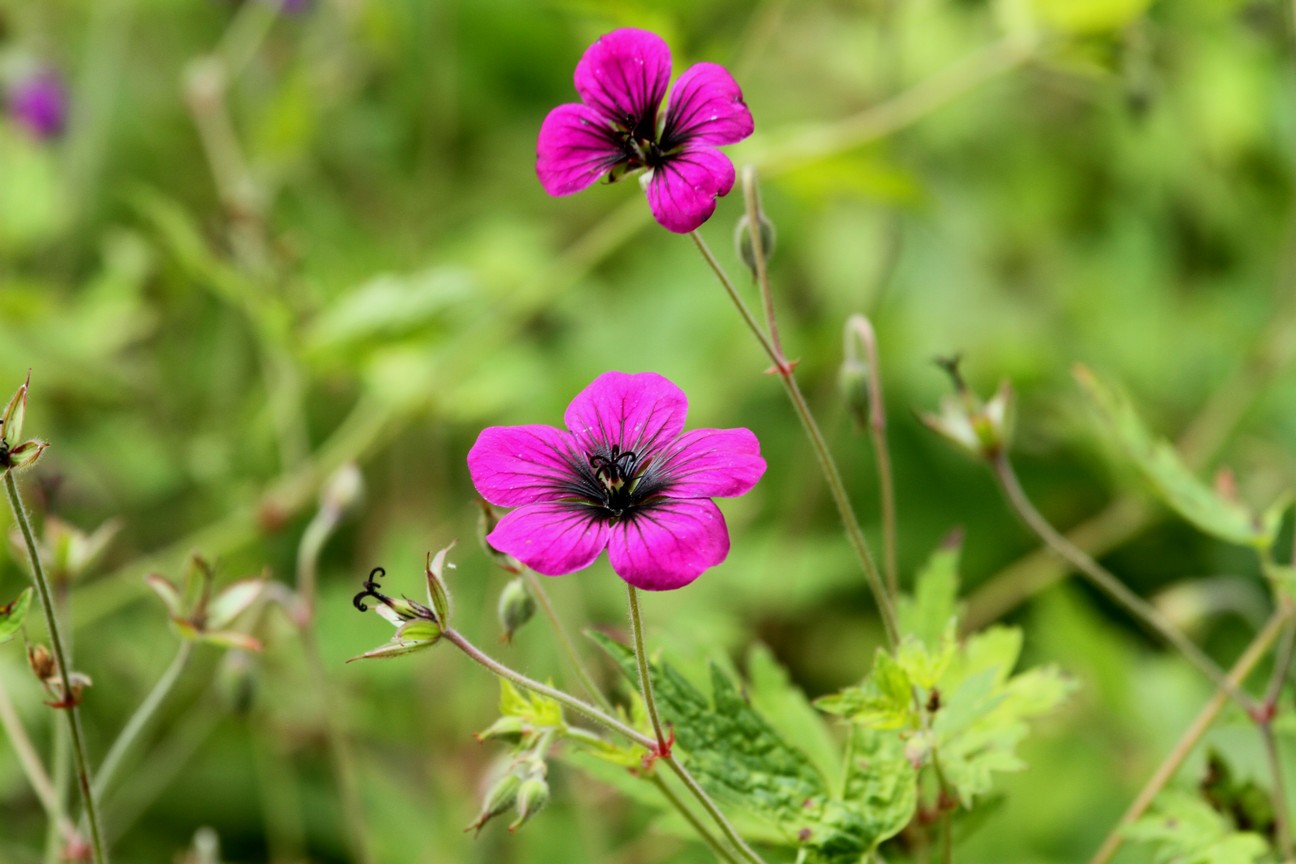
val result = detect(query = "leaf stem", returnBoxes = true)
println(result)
[989,451,1252,713]
[5,470,108,864]
[1088,607,1290,864]
[690,228,899,646]
[92,639,194,801]
[646,773,743,864]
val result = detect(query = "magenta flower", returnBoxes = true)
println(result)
[536,28,754,234]
[7,68,67,140]
[468,371,765,591]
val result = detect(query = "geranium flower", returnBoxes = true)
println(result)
[536,28,754,234]
[468,371,765,591]
[7,68,67,140]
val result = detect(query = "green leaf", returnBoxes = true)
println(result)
[590,632,914,859]
[745,643,843,794]
[497,679,564,730]
[1030,0,1152,34]
[1076,366,1274,550]
[816,649,917,730]
[0,588,33,644]
[1125,789,1269,864]
[897,535,962,650]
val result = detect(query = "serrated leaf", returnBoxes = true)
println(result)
[745,643,843,794]
[0,588,34,643]
[497,679,564,729]
[590,632,911,858]
[897,632,955,690]
[816,650,917,730]
[1077,367,1274,549]
[1125,789,1269,864]
[897,537,962,650]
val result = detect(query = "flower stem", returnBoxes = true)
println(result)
[0,677,78,846]
[647,773,742,864]
[523,569,613,712]
[844,314,899,600]
[442,625,655,750]
[690,229,899,646]
[5,470,108,864]
[1088,608,1290,864]
[625,585,669,752]
[989,451,1252,712]
[441,625,768,864]
[92,639,194,801]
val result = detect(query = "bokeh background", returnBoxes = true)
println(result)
[1,0,1294,861]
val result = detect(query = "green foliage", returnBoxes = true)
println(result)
[1076,366,1279,551]
[818,540,1075,808]
[1125,789,1269,864]
[591,632,915,860]
[0,587,33,644]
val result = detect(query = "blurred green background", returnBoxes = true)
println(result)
[1,0,1294,861]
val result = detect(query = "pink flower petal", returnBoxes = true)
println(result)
[658,428,766,498]
[468,424,582,508]
[536,102,622,196]
[607,499,730,590]
[645,146,736,233]
[564,371,688,457]
[660,62,753,149]
[488,502,610,575]
[574,28,672,129]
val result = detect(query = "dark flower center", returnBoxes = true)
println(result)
[571,443,667,522]
[615,112,667,171]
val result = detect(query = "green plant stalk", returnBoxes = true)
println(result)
[5,471,108,864]
[91,640,194,801]
[1258,722,1293,859]
[990,452,1252,713]
[440,626,768,864]
[626,585,670,752]
[0,677,76,844]
[296,511,375,864]
[690,229,899,646]
[44,719,71,864]
[647,773,742,864]
[1088,608,1289,864]
[528,575,729,858]
[844,314,899,600]
[522,569,613,712]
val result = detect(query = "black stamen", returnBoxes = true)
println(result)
[353,567,390,612]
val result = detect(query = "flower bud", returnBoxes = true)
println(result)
[735,209,776,277]
[497,578,535,644]
[466,771,522,836]
[509,775,550,832]
[919,358,1014,461]
[27,643,55,681]
[838,355,871,432]
[425,544,455,627]
[1,371,30,448]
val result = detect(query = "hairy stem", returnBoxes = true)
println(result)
[92,640,194,801]
[626,585,669,752]
[1088,608,1289,864]
[691,229,899,646]
[990,452,1252,712]
[5,471,108,863]
[647,772,742,864]
[441,626,767,863]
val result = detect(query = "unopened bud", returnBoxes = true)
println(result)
[1,371,31,448]
[509,776,550,832]
[425,544,455,627]
[920,358,1013,461]
[27,643,55,680]
[497,578,535,644]
[735,209,776,277]
[466,771,522,836]
[838,356,871,432]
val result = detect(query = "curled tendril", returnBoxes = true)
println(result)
[353,567,388,612]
